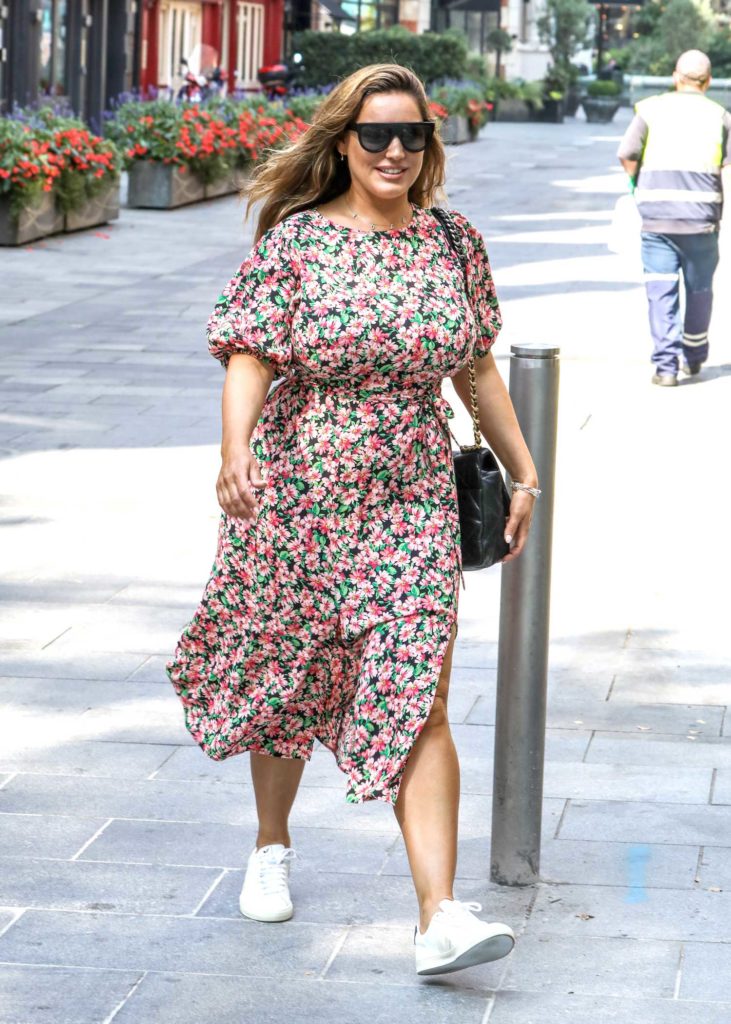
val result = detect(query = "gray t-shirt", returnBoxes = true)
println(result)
[617,110,731,233]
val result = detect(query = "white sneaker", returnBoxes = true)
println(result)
[414,899,515,976]
[239,844,296,922]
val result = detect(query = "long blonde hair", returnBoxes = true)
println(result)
[245,64,447,241]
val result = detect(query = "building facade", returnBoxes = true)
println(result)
[2,0,140,125]
[139,0,286,95]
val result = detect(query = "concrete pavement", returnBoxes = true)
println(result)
[0,109,730,1023]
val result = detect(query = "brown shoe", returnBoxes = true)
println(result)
[651,373,678,387]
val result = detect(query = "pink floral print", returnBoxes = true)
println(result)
[166,205,501,804]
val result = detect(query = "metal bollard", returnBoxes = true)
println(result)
[490,343,560,886]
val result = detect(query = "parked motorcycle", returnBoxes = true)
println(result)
[257,52,305,101]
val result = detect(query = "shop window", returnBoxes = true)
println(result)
[235,2,264,91]
[340,0,398,31]
[39,0,68,95]
[158,0,202,91]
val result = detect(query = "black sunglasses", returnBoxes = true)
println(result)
[348,121,435,154]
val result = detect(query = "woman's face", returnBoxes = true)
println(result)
[338,91,426,203]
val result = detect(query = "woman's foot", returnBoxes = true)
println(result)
[414,898,515,975]
[239,844,296,922]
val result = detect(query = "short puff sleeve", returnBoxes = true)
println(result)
[207,222,299,372]
[451,211,502,358]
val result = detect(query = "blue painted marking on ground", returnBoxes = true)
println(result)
[626,843,651,903]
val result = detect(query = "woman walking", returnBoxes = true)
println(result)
[167,63,539,977]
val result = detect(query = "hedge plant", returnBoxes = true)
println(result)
[291,27,468,89]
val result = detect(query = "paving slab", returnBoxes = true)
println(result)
[696,846,731,889]
[713,769,730,804]
[585,733,731,769]
[560,799,731,846]
[487,991,731,1024]
[0,650,148,681]
[0,813,107,860]
[111,970,491,1024]
[323,922,506,990]
[0,740,176,778]
[528,883,731,941]
[0,964,143,1024]
[539,839,698,889]
[502,934,680,998]
[0,909,345,978]
[80,819,398,874]
[677,941,731,1001]
[0,857,223,915]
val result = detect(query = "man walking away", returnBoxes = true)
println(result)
[618,50,731,387]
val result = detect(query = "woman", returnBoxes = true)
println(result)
[167,63,539,977]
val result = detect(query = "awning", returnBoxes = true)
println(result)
[442,0,501,11]
[319,0,352,20]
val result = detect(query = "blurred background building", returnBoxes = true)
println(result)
[1,0,550,120]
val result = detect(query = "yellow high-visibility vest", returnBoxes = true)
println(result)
[635,91,726,227]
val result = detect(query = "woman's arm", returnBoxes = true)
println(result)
[451,352,538,563]
[217,353,275,522]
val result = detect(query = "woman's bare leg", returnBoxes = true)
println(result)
[250,752,306,849]
[394,621,460,933]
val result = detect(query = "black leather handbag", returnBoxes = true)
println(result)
[432,207,511,570]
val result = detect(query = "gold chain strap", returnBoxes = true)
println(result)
[446,356,482,453]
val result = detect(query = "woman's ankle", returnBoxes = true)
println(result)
[418,893,455,933]
[256,831,291,849]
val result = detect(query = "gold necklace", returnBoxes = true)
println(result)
[345,201,413,231]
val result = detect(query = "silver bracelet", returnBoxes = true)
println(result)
[511,482,542,499]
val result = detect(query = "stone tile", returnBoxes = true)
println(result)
[0,964,142,1024]
[540,839,698,889]
[81,819,397,875]
[488,991,731,1024]
[113,970,490,1024]
[0,774,258,826]
[0,741,176,778]
[542,763,712,803]
[586,733,731,769]
[325,922,506,990]
[503,934,680,997]
[0,857,222,915]
[0,650,148,681]
[677,941,731,1001]
[560,799,731,847]
[0,814,107,859]
[149,745,252,784]
[542,702,722,736]
[713,770,730,804]
[126,654,175,682]
[528,883,731,941]
[610,651,730,706]
[0,909,344,978]
[697,846,731,889]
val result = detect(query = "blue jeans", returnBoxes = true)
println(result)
[641,232,720,375]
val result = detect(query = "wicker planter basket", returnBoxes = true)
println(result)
[0,192,64,246]
[127,161,206,209]
[64,182,121,232]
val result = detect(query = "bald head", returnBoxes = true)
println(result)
[674,50,712,90]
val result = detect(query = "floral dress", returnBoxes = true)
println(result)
[166,205,501,804]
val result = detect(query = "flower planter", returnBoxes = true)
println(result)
[564,87,582,118]
[204,172,240,200]
[581,98,621,124]
[127,160,206,209]
[0,192,64,246]
[495,98,531,123]
[441,115,471,145]
[64,181,121,233]
[541,98,565,124]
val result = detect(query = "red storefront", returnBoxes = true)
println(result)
[140,0,285,95]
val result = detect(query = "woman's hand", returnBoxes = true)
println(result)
[216,447,266,522]
[502,490,536,564]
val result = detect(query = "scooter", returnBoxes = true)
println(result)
[257,53,304,101]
